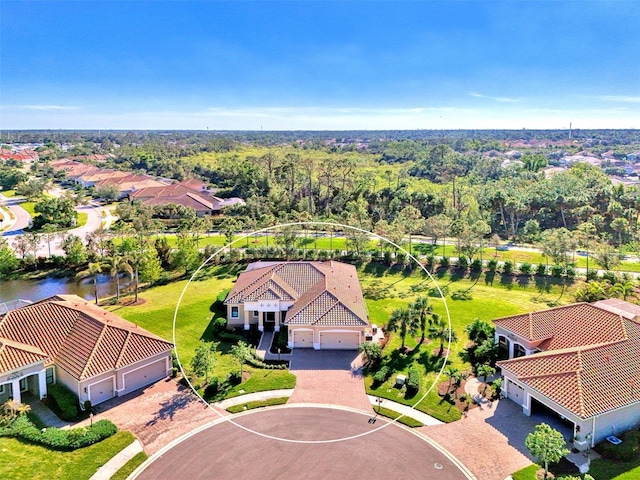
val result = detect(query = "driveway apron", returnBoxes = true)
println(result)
[287,349,372,413]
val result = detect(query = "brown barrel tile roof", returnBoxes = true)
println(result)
[0,338,49,372]
[0,295,173,381]
[225,261,368,327]
[498,302,640,419]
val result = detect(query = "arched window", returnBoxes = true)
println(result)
[514,343,526,358]
[498,335,510,360]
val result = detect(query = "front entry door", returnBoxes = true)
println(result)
[264,312,276,331]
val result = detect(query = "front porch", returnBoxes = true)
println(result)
[0,370,48,404]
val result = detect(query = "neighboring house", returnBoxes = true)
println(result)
[130,180,245,216]
[0,295,173,407]
[94,174,166,199]
[224,261,369,350]
[495,299,640,451]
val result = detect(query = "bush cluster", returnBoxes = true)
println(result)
[7,415,116,450]
[373,366,389,385]
[245,353,288,370]
[406,367,421,392]
[597,429,640,461]
[46,383,79,420]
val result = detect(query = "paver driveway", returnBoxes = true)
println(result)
[288,349,372,412]
[420,399,573,480]
[75,378,224,455]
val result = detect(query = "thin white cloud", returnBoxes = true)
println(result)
[19,104,80,111]
[468,92,520,103]
[593,95,640,104]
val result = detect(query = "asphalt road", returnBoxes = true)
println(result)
[135,406,470,480]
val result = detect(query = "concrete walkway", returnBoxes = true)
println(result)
[28,400,72,429]
[89,439,143,480]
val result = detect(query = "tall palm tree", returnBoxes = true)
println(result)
[76,262,103,305]
[124,249,145,304]
[410,296,433,345]
[104,253,132,303]
[444,365,459,393]
[428,313,458,357]
[387,307,419,351]
[611,280,636,301]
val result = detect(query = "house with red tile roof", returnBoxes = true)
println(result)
[0,295,173,407]
[495,300,640,451]
[225,261,369,349]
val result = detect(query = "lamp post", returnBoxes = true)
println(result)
[277,347,281,362]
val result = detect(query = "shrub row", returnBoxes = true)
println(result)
[7,415,117,450]
[46,383,79,420]
[373,366,390,384]
[406,367,421,392]
[245,354,288,370]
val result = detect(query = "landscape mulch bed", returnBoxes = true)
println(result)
[437,377,492,413]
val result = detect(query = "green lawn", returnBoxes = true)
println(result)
[0,431,136,480]
[226,396,290,413]
[2,189,16,197]
[511,464,540,480]
[111,451,148,480]
[589,457,640,480]
[375,406,424,427]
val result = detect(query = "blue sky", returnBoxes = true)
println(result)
[1,1,638,130]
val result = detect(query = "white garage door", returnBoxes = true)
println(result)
[292,330,313,348]
[507,380,525,405]
[89,377,115,405]
[319,332,360,350]
[123,359,167,394]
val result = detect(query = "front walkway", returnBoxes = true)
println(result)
[287,349,372,412]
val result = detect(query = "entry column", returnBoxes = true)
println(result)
[11,379,21,404]
[38,370,47,400]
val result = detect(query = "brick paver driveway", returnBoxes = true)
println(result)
[288,349,372,412]
[76,378,223,455]
[419,399,573,480]
[136,406,472,480]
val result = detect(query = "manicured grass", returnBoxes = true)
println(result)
[2,189,16,197]
[226,396,290,413]
[511,464,539,480]
[0,431,136,480]
[226,369,296,397]
[375,406,424,427]
[76,212,88,228]
[589,457,640,480]
[19,200,36,216]
[110,451,148,480]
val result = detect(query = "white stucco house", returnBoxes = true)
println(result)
[0,295,173,407]
[495,299,640,451]
[224,261,369,350]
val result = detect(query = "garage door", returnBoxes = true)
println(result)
[123,359,167,394]
[507,380,525,405]
[319,332,360,350]
[293,330,313,348]
[89,377,115,405]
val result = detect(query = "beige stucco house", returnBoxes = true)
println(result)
[0,295,173,407]
[495,299,640,451]
[224,261,369,350]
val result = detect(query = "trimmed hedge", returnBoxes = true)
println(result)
[406,367,421,392]
[6,415,117,450]
[46,383,79,420]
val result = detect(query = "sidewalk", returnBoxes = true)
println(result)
[214,389,295,410]
[367,395,443,426]
[89,439,143,480]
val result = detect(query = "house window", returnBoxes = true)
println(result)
[514,343,526,358]
[231,306,239,318]
[0,384,5,395]
[253,310,259,318]
[46,367,55,385]
[19,378,27,392]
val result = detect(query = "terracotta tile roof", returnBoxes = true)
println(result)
[0,295,173,381]
[494,303,627,350]
[0,338,49,372]
[498,301,640,418]
[225,261,368,327]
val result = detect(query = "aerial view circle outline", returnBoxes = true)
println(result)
[172,220,453,444]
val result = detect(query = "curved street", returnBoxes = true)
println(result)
[134,406,471,480]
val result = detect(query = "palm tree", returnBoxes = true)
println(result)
[104,253,132,303]
[444,365,459,393]
[410,296,433,345]
[476,364,496,384]
[387,307,419,351]
[428,313,458,357]
[76,262,103,304]
[124,249,145,303]
[611,280,636,301]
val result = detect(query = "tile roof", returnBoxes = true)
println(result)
[0,338,49,373]
[0,295,173,381]
[225,261,368,327]
[497,301,640,419]
[494,303,627,350]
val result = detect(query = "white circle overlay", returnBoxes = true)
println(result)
[173,221,453,444]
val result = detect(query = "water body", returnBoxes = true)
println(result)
[0,274,128,304]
